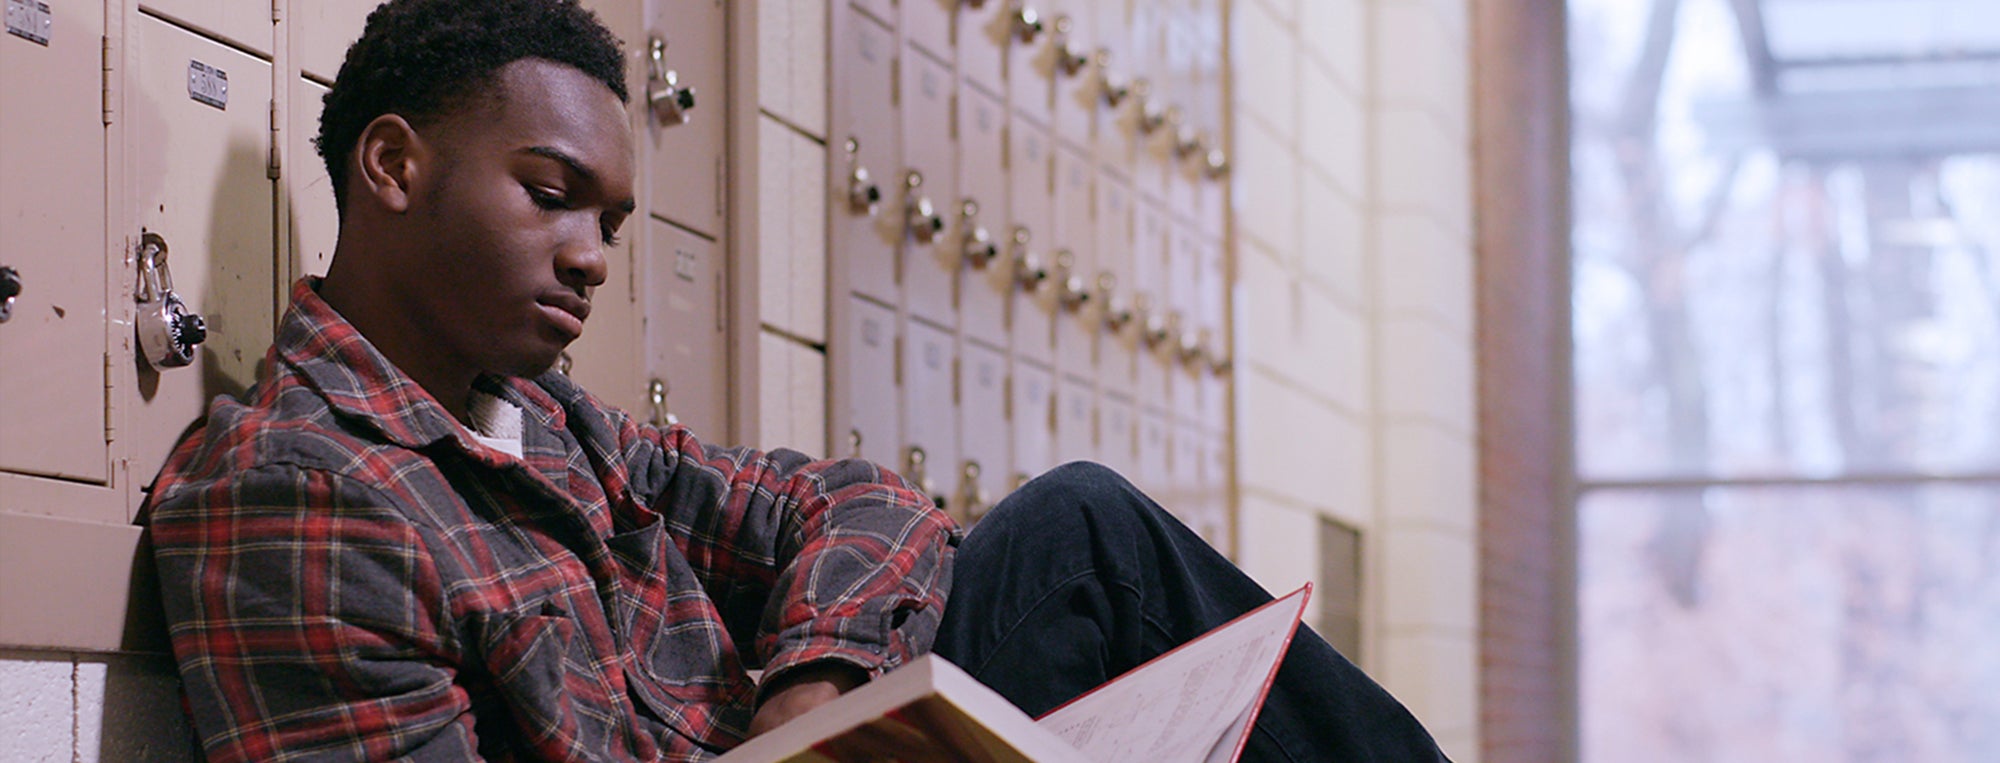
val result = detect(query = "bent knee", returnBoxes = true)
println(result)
[978,462,1149,534]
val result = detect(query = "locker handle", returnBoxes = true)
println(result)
[1098,272,1134,333]
[0,266,19,324]
[135,233,208,370]
[1137,294,1171,349]
[1053,250,1091,311]
[960,200,1000,268]
[960,460,992,520]
[844,138,881,216]
[905,445,947,510]
[1011,4,1044,44]
[1051,16,1089,76]
[1009,227,1048,292]
[1173,125,1207,161]
[1201,147,1231,181]
[1096,50,1130,108]
[1175,318,1205,369]
[647,37,696,127]
[904,171,945,244]
[1136,90,1170,135]
[647,378,680,426]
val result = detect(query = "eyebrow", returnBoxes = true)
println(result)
[523,146,638,214]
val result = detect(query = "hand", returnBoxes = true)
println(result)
[748,663,867,738]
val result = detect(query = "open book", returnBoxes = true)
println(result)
[716,585,1312,763]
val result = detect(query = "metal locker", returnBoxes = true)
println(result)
[900,319,958,513]
[1134,408,1170,501]
[901,0,952,63]
[1006,115,1054,365]
[287,77,337,280]
[644,0,725,239]
[1004,0,1051,125]
[1096,393,1136,479]
[643,219,729,441]
[0,0,109,483]
[1094,169,1136,393]
[1126,1,1170,206]
[832,11,900,307]
[1050,144,1095,377]
[1046,1,1096,150]
[1009,359,1055,489]
[1132,199,1170,411]
[899,47,958,328]
[1053,376,1093,466]
[834,295,900,467]
[124,15,278,483]
[291,0,372,83]
[1177,422,1223,548]
[141,0,274,58]
[1090,0,1139,180]
[957,341,1010,522]
[956,86,1009,349]
[1169,224,1202,418]
[1196,237,1228,428]
[1203,426,1232,553]
[956,0,1007,96]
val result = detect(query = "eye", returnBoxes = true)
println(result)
[600,220,622,247]
[525,185,568,210]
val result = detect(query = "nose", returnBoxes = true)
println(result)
[557,235,610,291]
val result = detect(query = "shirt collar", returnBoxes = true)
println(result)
[275,277,569,453]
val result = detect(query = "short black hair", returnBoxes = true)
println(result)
[316,0,629,217]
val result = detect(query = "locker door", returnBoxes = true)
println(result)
[835,295,900,466]
[901,0,951,62]
[1202,426,1232,554]
[141,0,272,58]
[1197,238,1228,429]
[1133,200,1170,411]
[1127,1,1169,205]
[0,0,109,482]
[1047,1,1095,150]
[1009,360,1054,488]
[1050,144,1094,376]
[1053,376,1094,466]
[832,12,899,306]
[957,341,1010,521]
[1007,116,1053,365]
[1095,169,1136,393]
[287,77,337,280]
[1169,225,1202,417]
[124,16,277,483]
[900,47,957,328]
[956,0,1007,96]
[644,0,725,238]
[957,86,1009,349]
[1004,0,1051,125]
[1097,393,1136,479]
[1091,0,1139,180]
[1176,422,1220,547]
[1134,409,1170,501]
[292,0,371,83]
[901,319,958,511]
[643,219,729,440]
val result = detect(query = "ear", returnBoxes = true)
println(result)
[353,114,428,214]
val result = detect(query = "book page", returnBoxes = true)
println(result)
[1034,585,1311,763]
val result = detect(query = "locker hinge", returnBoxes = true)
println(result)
[715,269,726,332]
[1003,375,1013,420]
[267,100,282,180]
[951,355,961,406]
[714,156,726,221]
[101,36,114,125]
[1000,123,1010,169]
[890,57,900,108]
[893,335,904,387]
[272,0,282,23]
[103,353,116,443]
[949,91,959,141]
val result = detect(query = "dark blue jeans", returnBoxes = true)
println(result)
[934,462,1450,762]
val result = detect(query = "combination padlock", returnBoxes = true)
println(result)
[135,232,207,369]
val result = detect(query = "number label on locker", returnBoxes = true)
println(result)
[124,15,277,491]
[0,0,108,485]
[901,320,959,511]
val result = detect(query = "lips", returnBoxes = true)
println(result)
[537,291,592,338]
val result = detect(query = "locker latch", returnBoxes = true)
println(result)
[905,445,947,510]
[1010,4,1044,44]
[1136,293,1171,350]
[648,378,680,426]
[1051,16,1088,77]
[1098,272,1133,333]
[1009,227,1048,292]
[0,266,20,324]
[844,138,881,216]
[959,200,999,268]
[647,36,696,127]
[903,171,945,245]
[134,232,207,369]
[1095,50,1129,108]
[1134,81,1169,134]
[959,460,991,521]
[1052,250,1091,311]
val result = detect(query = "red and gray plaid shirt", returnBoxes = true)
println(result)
[143,279,958,761]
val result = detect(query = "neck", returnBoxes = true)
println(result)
[319,241,478,426]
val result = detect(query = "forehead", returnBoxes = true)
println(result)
[447,58,634,178]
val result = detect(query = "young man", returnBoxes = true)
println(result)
[143,0,1448,760]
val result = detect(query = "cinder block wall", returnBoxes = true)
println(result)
[1226,0,1479,759]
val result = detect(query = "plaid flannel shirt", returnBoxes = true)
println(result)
[143,279,958,761]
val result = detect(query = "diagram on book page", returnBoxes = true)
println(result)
[1034,585,1311,763]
